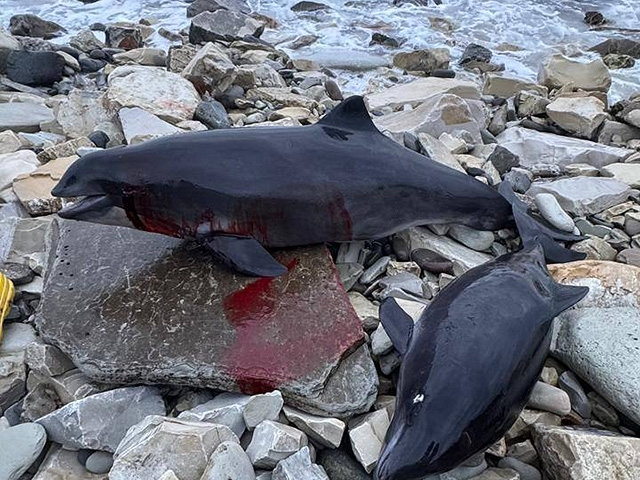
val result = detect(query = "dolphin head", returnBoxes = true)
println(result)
[52,147,135,228]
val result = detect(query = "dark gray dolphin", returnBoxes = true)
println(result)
[374,245,589,480]
[52,96,583,276]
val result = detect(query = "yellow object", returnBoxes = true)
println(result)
[0,272,14,342]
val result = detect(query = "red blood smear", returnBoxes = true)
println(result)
[223,253,363,394]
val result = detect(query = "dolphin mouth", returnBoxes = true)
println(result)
[57,195,134,229]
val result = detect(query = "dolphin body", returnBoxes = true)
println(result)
[374,245,589,480]
[52,96,583,276]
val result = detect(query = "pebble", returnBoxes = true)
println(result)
[534,193,575,232]
[85,450,114,474]
[448,224,494,251]
[558,371,591,419]
[411,248,454,274]
[526,381,571,416]
[498,457,541,480]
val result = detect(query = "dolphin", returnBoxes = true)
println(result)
[52,96,584,276]
[374,245,589,480]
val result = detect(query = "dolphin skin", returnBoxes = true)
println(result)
[52,96,583,276]
[374,245,589,480]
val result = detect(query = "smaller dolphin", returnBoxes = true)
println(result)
[374,245,588,480]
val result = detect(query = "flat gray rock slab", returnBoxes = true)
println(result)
[549,261,640,425]
[0,102,54,133]
[38,221,374,417]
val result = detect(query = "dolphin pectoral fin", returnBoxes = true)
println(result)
[379,298,414,356]
[552,284,590,315]
[202,235,287,277]
[499,181,586,264]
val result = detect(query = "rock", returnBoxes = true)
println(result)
[25,340,75,377]
[532,424,640,480]
[473,468,520,480]
[538,54,611,92]
[106,66,201,123]
[9,14,65,39]
[515,90,550,117]
[194,100,231,129]
[366,77,481,112]
[69,30,104,52]
[246,87,317,110]
[603,53,635,69]
[534,193,574,232]
[178,393,247,437]
[408,227,492,274]
[79,57,106,73]
[0,423,47,480]
[590,38,640,59]
[0,150,39,191]
[497,457,541,480]
[39,221,374,417]
[460,43,492,65]
[201,441,254,480]
[316,448,370,480]
[348,292,379,331]
[12,155,77,216]
[504,168,532,194]
[546,96,607,139]
[527,177,631,216]
[411,248,454,274]
[0,102,54,133]
[587,391,619,427]
[0,262,33,286]
[119,107,181,145]
[272,446,328,480]
[33,443,108,479]
[497,127,633,169]
[505,409,561,441]
[112,48,166,66]
[448,224,494,251]
[571,237,617,261]
[167,44,199,73]
[483,74,547,98]
[601,163,640,189]
[0,131,22,155]
[38,138,93,163]
[110,416,239,480]
[526,381,571,416]
[291,1,329,12]
[558,371,591,419]
[416,133,466,172]
[246,420,308,469]
[37,386,165,452]
[182,42,237,94]
[244,391,284,429]
[1,324,36,411]
[85,451,113,474]
[5,51,65,87]
[189,10,262,44]
[375,93,483,145]
[187,0,251,17]
[105,23,143,50]
[618,248,640,266]
[55,90,111,140]
[393,48,450,74]
[283,406,345,448]
[237,64,286,89]
[348,409,389,474]
[597,120,640,146]
[549,261,640,425]
[0,26,21,50]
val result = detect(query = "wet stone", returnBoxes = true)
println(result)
[558,371,591,419]
[38,221,373,417]
[411,248,454,275]
[0,262,34,285]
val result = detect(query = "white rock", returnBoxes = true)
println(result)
[417,133,466,172]
[272,446,328,480]
[527,177,631,216]
[246,420,308,469]
[119,107,182,145]
[56,89,111,139]
[282,406,345,449]
[182,42,237,93]
[497,127,633,169]
[201,441,255,480]
[110,416,239,480]
[0,423,47,480]
[366,77,481,112]
[348,409,389,474]
[483,73,547,97]
[106,66,201,123]
[546,96,608,139]
[0,103,54,133]
[438,132,469,154]
[0,27,20,50]
[243,391,284,430]
[534,193,575,232]
[601,163,640,188]
[178,392,248,438]
[0,150,39,191]
[538,54,612,92]
[0,131,22,155]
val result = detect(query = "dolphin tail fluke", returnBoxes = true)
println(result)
[202,235,287,277]
[497,181,587,264]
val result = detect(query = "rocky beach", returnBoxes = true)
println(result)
[1,0,640,479]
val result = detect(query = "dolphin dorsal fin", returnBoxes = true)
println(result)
[553,283,589,316]
[318,96,379,132]
[379,298,414,356]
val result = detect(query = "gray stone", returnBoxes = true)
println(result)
[423,459,488,479]
[201,441,255,480]
[243,390,284,429]
[505,409,561,441]
[549,261,640,425]
[189,10,262,44]
[618,248,640,266]
[0,323,36,413]
[497,457,540,480]
[56,89,111,140]
[393,48,450,75]
[194,100,231,129]
[110,416,239,480]
[497,127,633,169]
[33,444,108,479]
[506,440,537,464]
[534,193,574,232]
[317,448,370,480]
[283,406,345,448]
[178,393,247,437]
[0,131,22,155]
[587,391,619,427]
[348,292,379,331]
[360,256,391,284]
[526,381,571,416]
[348,409,389,474]
[448,224,494,251]
[472,468,520,480]
[483,74,547,98]
[38,221,374,417]
[532,424,640,480]
[371,322,394,356]
[0,422,47,480]
[119,107,182,145]
[571,237,617,261]
[85,451,113,474]
[246,420,308,469]
[527,177,631,216]
[37,386,166,452]
[503,168,532,194]
[558,371,591,419]
[272,446,329,480]
[597,120,640,146]
[0,102,54,133]
[187,0,251,17]
[601,163,640,189]
[21,381,61,421]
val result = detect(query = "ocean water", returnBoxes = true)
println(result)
[1,0,639,100]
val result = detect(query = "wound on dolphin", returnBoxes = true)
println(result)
[51,96,585,276]
[374,244,589,480]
